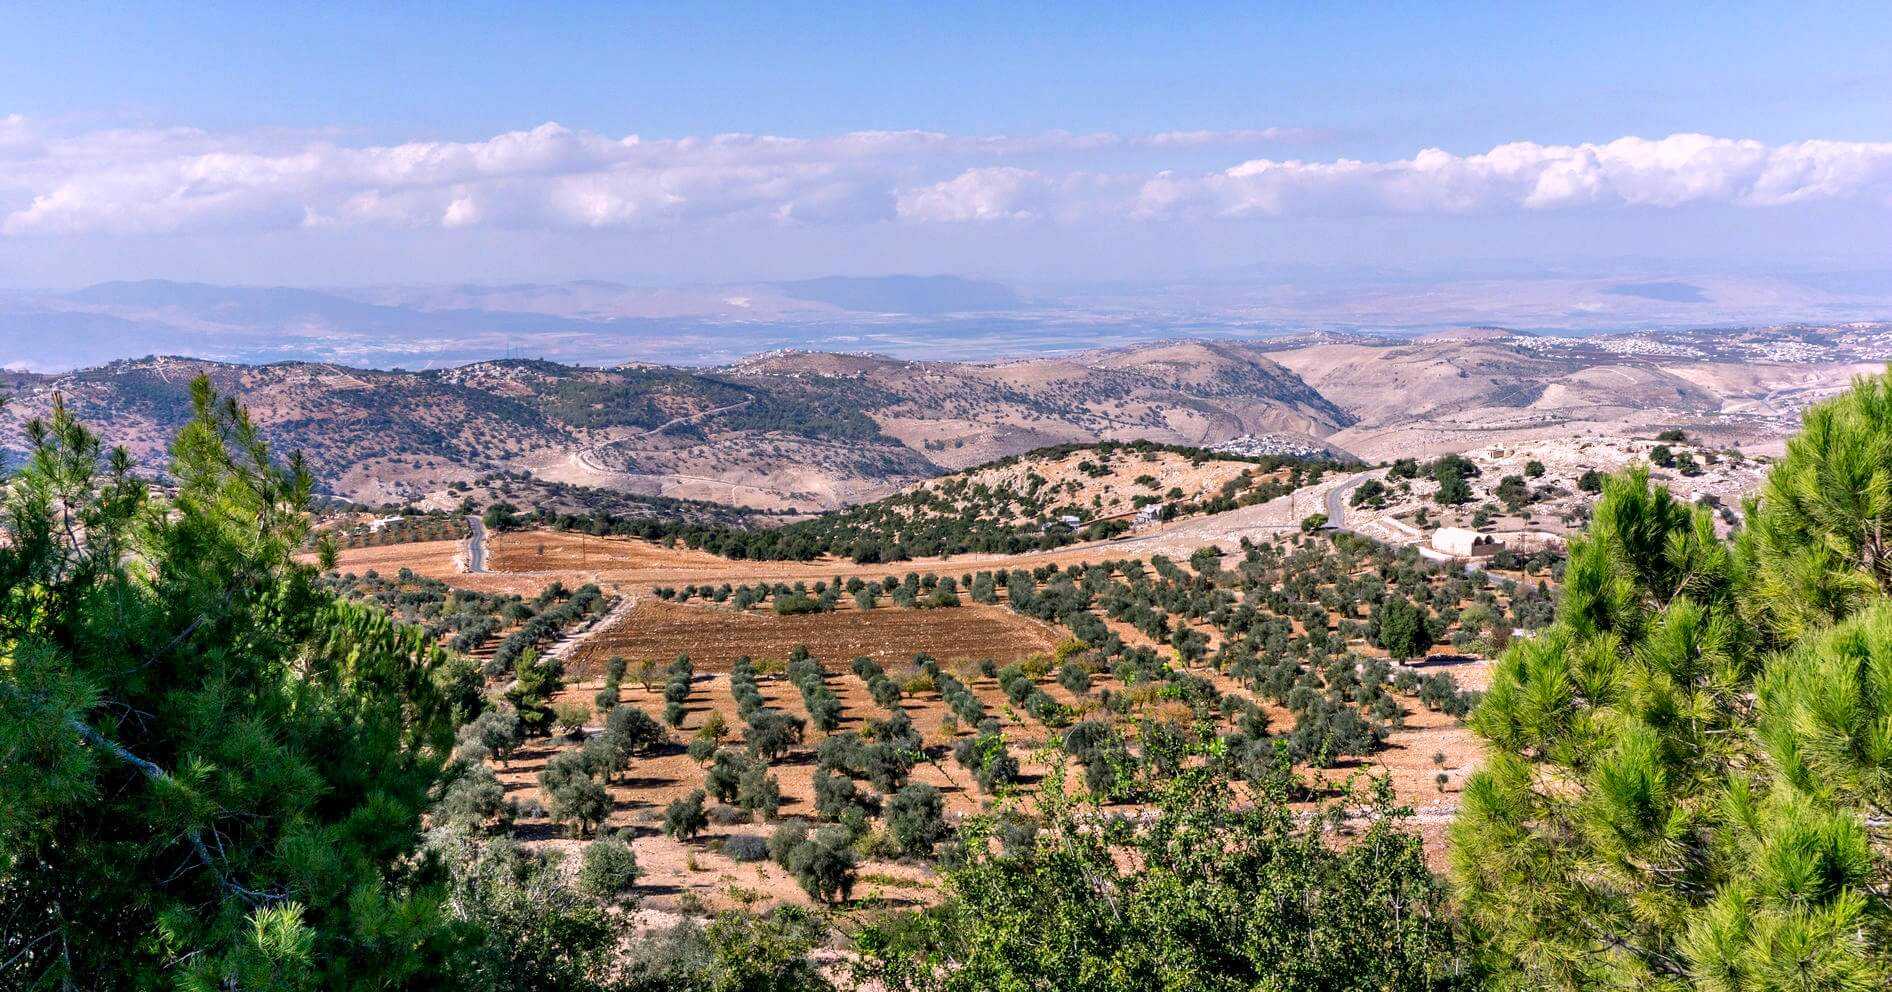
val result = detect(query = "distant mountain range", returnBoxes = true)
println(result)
[5,269,1891,372]
[0,275,1039,372]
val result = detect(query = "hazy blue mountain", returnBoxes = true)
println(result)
[64,280,595,335]
[0,306,234,370]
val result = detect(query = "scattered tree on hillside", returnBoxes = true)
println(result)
[858,768,1476,991]
[1374,593,1430,661]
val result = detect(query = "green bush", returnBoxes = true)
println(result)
[578,836,641,900]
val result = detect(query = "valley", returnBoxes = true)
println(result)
[330,509,1524,913]
[284,335,1802,921]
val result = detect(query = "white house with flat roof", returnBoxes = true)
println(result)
[1432,526,1499,558]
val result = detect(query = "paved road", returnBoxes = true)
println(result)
[1322,470,1375,530]
[464,515,487,572]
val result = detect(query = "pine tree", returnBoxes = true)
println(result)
[1738,369,1892,640]
[1452,373,1892,991]
[506,647,564,738]
[0,380,472,987]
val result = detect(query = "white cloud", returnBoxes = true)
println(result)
[1151,134,1892,220]
[897,167,1048,222]
[0,117,1886,238]
[1143,127,1328,147]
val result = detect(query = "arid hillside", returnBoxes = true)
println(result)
[4,322,1883,510]
[1,341,1350,509]
[1263,323,1887,460]
[727,338,1351,471]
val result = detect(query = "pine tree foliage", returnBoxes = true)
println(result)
[0,381,471,988]
[1739,370,1892,640]
[1453,373,1892,992]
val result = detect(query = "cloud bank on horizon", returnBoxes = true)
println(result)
[3,115,1889,240]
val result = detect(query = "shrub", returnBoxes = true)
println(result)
[578,836,641,900]
[887,783,950,857]
[1373,594,1429,661]
[773,592,824,615]
[746,709,806,761]
[606,704,667,755]
[706,748,750,804]
[723,834,770,863]
[953,732,1019,792]
[664,789,709,840]
[860,740,916,794]
[707,804,754,826]
[814,768,881,820]
[768,819,809,864]
[540,750,608,836]
[772,822,858,903]
[552,700,592,738]
[816,732,864,774]
[737,763,783,819]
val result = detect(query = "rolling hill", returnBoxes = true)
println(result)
[0,340,1351,510]
[3,323,1884,510]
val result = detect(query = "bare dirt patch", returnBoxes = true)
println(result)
[488,529,734,574]
[326,537,466,578]
[569,599,1063,675]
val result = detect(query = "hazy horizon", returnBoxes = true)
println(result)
[4,4,1892,370]
[4,5,1891,292]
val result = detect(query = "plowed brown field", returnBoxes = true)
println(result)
[568,598,1063,675]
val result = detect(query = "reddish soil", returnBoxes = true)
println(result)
[568,598,1063,675]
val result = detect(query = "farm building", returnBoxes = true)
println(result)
[1432,526,1500,558]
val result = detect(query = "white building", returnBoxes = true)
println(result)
[1432,527,1499,558]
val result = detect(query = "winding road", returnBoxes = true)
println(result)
[569,398,755,477]
[464,515,487,572]
[1322,470,1374,530]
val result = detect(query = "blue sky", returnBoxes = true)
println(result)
[1,2,1889,288]
[10,3,1891,146]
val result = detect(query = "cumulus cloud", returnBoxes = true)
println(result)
[897,167,1049,222]
[1143,134,1892,220]
[0,117,1886,238]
